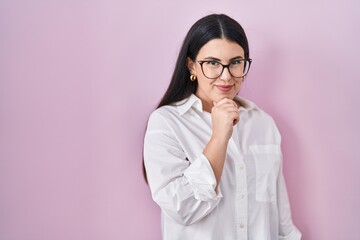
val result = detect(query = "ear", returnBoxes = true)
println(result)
[187,57,196,73]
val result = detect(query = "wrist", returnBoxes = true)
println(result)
[209,135,229,146]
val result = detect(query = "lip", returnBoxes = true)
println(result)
[215,84,234,92]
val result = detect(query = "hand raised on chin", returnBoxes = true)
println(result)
[211,98,240,142]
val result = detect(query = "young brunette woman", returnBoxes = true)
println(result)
[143,14,302,240]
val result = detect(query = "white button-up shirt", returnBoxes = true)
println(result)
[144,94,301,240]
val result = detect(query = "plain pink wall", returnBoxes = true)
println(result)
[1,0,359,239]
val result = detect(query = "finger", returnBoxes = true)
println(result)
[213,106,238,116]
[224,111,240,121]
[218,107,239,113]
[215,98,238,109]
[217,106,239,114]
[215,97,234,105]
[214,102,238,110]
[232,111,240,125]
[233,116,240,126]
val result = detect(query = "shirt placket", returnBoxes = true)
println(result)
[230,127,248,240]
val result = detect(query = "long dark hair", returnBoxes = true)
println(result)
[143,14,250,183]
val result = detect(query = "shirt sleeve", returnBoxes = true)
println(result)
[144,111,222,226]
[275,151,302,239]
[277,169,302,240]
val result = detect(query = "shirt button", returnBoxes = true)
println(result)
[241,194,245,199]
[239,223,245,228]
[240,165,244,170]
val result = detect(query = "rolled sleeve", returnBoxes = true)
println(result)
[279,226,302,240]
[277,154,302,240]
[184,154,223,201]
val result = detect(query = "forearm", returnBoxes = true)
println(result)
[203,136,228,190]
[204,98,239,189]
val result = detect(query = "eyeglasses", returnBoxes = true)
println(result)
[197,59,252,79]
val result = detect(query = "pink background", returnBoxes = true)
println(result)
[1,0,359,239]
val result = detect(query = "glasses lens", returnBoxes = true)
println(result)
[229,60,250,78]
[201,62,223,79]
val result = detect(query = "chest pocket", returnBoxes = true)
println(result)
[249,144,281,202]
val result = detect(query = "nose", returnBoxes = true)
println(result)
[219,67,232,81]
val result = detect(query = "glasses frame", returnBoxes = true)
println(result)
[197,59,252,79]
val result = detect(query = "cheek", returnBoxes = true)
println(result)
[195,66,203,76]
[234,80,243,92]
[198,77,215,87]
[210,79,217,85]
[235,80,242,87]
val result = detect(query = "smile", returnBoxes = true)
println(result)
[215,84,234,92]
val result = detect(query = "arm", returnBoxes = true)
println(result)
[204,98,240,190]
[144,118,222,226]
[144,99,239,225]
[277,153,302,239]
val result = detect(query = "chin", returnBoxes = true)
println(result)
[214,94,235,103]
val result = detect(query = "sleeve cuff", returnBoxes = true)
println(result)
[183,154,223,201]
[279,226,302,240]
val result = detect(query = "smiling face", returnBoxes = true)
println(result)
[188,38,246,112]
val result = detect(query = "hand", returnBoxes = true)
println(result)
[210,98,240,142]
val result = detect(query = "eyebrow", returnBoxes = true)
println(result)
[203,56,244,61]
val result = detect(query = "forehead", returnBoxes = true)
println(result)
[197,38,245,59]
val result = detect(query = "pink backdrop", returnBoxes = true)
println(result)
[1,1,359,239]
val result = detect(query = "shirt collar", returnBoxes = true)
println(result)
[234,95,257,112]
[176,94,202,115]
[177,94,257,115]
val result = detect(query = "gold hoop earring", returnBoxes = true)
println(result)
[190,74,197,81]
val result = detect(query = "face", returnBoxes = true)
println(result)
[188,38,246,112]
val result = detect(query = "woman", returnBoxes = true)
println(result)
[143,14,301,240]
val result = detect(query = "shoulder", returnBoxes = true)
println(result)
[147,95,195,128]
[146,103,183,134]
[253,106,277,127]
[238,96,281,137]
[237,96,275,122]
[148,104,178,122]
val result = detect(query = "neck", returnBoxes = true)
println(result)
[202,103,213,113]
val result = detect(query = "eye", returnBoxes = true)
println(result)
[206,60,220,66]
[231,59,243,65]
